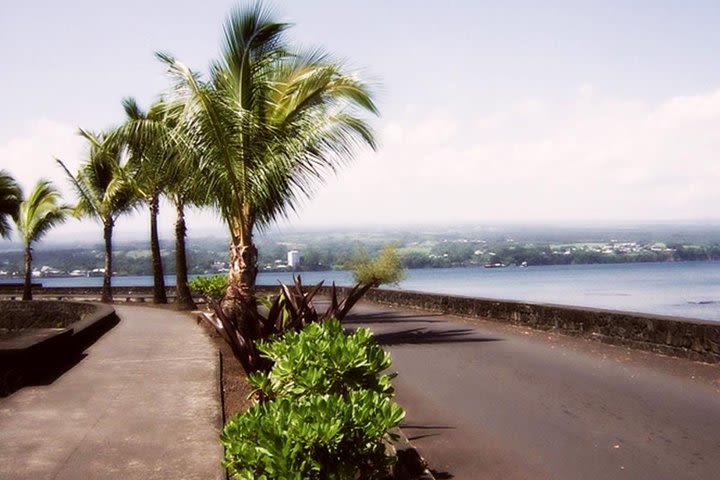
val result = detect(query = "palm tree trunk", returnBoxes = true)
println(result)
[227,242,258,300]
[174,198,195,310]
[224,222,259,338]
[102,219,114,303]
[149,193,167,304]
[22,244,32,301]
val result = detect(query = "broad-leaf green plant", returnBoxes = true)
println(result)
[250,318,395,401]
[222,391,404,480]
[189,275,228,302]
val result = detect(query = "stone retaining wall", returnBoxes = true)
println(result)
[0,301,96,330]
[322,287,720,364]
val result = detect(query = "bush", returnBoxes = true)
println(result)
[351,244,405,287]
[188,274,227,302]
[249,319,395,400]
[222,391,405,480]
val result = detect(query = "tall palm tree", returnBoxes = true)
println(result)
[15,180,72,300]
[167,174,204,310]
[160,3,378,319]
[116,98,174,304]
[57,129,138,303]
[115,98,205,309]
[0,170,22,239]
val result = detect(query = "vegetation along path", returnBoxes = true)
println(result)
[345,301,720,480]
[0,305,223,480]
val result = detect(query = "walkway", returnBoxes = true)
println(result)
[346,301,720,480]
[0,305,223,480]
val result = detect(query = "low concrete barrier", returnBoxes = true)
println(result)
[318,287,720,364]
[0,301,118,395]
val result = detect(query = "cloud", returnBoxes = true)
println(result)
[288,86,720,226]
[0,119,85,198]
[3,86,720,244]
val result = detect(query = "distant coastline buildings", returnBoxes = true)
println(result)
[287,250,301,269]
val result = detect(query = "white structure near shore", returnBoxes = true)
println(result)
[287,250,301,268]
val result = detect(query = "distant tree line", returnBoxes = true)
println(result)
[4,239,718,277]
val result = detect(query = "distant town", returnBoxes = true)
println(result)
[1,225,719,278]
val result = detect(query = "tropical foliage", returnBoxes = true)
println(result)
[15,180,71,300]
[116,98,175,303]
[158,3,378,317]
[249,319,395,401]
[222,318,404,480]
[0,170,21,239]
[351,244,406,287]
[223,391,403,480]
[57,129,138,303]
[193,274,391,372]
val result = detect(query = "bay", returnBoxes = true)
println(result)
[4,261,719,321]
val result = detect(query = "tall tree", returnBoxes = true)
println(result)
[115,99,204,309]
[57,129,138,303]
[15,180,71,300]
[116,98,173,304]
[0,170,22,239]
[160,2,378,322]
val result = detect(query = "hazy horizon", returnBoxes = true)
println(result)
[2,220,720,251]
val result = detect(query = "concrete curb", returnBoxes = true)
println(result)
[389,427,436,480]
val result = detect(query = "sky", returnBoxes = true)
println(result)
[2,0,720,244]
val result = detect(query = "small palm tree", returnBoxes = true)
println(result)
[160,3,378,321]
[166,156,208,311]
[57,129,138,303]
[0,170,22,239]
[15,180,72,300]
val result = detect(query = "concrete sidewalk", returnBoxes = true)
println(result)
[0,305,223,480]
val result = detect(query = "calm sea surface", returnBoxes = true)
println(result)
[6,261,719,321]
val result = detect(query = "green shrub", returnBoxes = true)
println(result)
[188,274,228,302]
[222,391,405,480]
[249,318,395,400]
[351,244,405,287]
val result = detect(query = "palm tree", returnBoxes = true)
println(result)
[57,129,138,303]
[115,99,205,309]
[116,98,174,304]
[167,174,203,310]
[0,170,22,239]
[15,180,72,300]
[160,3,378,320]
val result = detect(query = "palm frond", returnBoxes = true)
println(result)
[0,170,22,238]
[15,179,71,245]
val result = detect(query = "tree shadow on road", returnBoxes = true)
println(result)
[366,327,502,346]
[344,311,445,324]
[431,470,454,479]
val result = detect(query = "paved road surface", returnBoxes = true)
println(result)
[346,301,720,480]
[0,305,223,480]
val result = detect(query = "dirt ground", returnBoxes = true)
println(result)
[195,316,255,420]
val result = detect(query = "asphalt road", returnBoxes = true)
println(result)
[345,301,720,480]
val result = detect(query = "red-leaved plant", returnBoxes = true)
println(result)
[198,275,375,372]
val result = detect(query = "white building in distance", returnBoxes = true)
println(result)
[287,250,301,268]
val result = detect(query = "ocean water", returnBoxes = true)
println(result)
[258,262,720,322]
[5,261,719,321]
